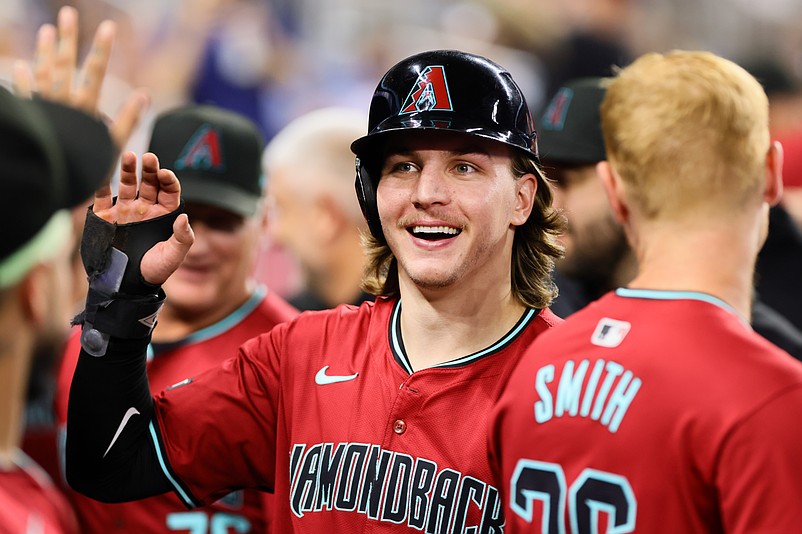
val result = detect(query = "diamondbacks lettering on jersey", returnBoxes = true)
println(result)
[289,442,504,533]
[534,359,642,433]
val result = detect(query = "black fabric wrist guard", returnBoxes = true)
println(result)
[72,201,184,356]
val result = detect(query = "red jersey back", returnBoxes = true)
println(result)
[0,451,78,534]
[55,287,297,533]
[490,289,802,533]
[151,297,561,532]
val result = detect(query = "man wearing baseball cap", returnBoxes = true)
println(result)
[536,77,636,319]
[0,85,115,532]
[54,104,297,532]
[541,76,802,360]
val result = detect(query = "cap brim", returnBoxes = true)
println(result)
[34,98,116,208]
[350,112,536,158]
[178,176,260,216]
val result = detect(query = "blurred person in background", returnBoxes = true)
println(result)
[0,86,110,534]
[3,6,144,531]
[542,76,802,360]
[55,104,298,532]
[756,127,802,332]
[746,58,802,331]
[262,107,374,310]
[537,77,636,319]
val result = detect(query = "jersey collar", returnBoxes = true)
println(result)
[614,287,748,324]
[388,299,539,374]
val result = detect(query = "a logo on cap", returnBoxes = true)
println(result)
[541,87,574,131]
[175,124,225,172]
[400,66,454,114]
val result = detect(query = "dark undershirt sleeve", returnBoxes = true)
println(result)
[66,336,174,503]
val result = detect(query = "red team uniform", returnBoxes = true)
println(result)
[147,297,559,532]
[490,289,802,533]
[55,287,297,533]
[0,451,78,534]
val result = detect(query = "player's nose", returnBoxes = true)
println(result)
[410,165,450,208]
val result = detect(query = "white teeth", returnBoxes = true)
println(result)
[412,225,459,235]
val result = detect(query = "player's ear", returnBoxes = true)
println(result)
[18,264,49,327]
[597,161,629,225]
[511,172,536,227]
[764,140,783,207]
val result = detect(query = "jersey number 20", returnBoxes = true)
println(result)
[510,459,636,533]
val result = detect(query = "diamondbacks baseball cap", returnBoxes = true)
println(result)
[147,105,265,216]
[0,86,115,288]
[537,77,609,165]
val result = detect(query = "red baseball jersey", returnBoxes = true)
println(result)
[148,297,560,532]
[0,450,78,534]
[55,286,297,533]
[489,289,802,533]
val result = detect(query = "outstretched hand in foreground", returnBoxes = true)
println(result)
[94,152,194,286]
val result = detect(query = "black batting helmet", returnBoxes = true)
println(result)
[350,49,539,242]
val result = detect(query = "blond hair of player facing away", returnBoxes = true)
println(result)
[490,50,802,533]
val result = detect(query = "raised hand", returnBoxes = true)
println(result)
[94,152,194,286]
[13,5,147,152]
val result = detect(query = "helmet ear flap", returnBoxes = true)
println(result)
[355,157,385,243]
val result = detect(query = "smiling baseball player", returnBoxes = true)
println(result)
[65,49,564,532]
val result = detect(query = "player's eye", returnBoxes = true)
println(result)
[384,160,418,175]
[453,162,476,174]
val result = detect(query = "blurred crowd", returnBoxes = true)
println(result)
[3,0,799,297]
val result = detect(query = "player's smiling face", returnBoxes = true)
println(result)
[376,130,535,292]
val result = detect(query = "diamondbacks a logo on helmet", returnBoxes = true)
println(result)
[400,66,453,114]
[541,87,574,130]
[175,124,225,171]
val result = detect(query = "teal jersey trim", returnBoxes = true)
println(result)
[149,421,197,508]
[149,285,267,355]
[615,287,741,316]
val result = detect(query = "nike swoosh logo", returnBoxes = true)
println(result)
[315,366,359,385]
[103,407,140,458]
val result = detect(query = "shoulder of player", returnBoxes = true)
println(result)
[243,297,386,347]
[536,307,563,328]
[257,290,302,323]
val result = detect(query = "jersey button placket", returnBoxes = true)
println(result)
[393,419,407,435]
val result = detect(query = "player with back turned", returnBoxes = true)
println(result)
[63,49,564,532]
[489,50,802,532]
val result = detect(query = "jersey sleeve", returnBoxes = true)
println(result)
[717,383,802,532]
[152,322,288,507]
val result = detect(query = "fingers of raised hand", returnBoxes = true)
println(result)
[74,19,116,113]
[51,6,79,103]
[93,181,114,220]
[12,60,34,98]
[109,89,149,152]
[139,153,181,212]
[33,24,56,97]
[117,151,140,208]
[92,152,182,225]
[140,214,194,286]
